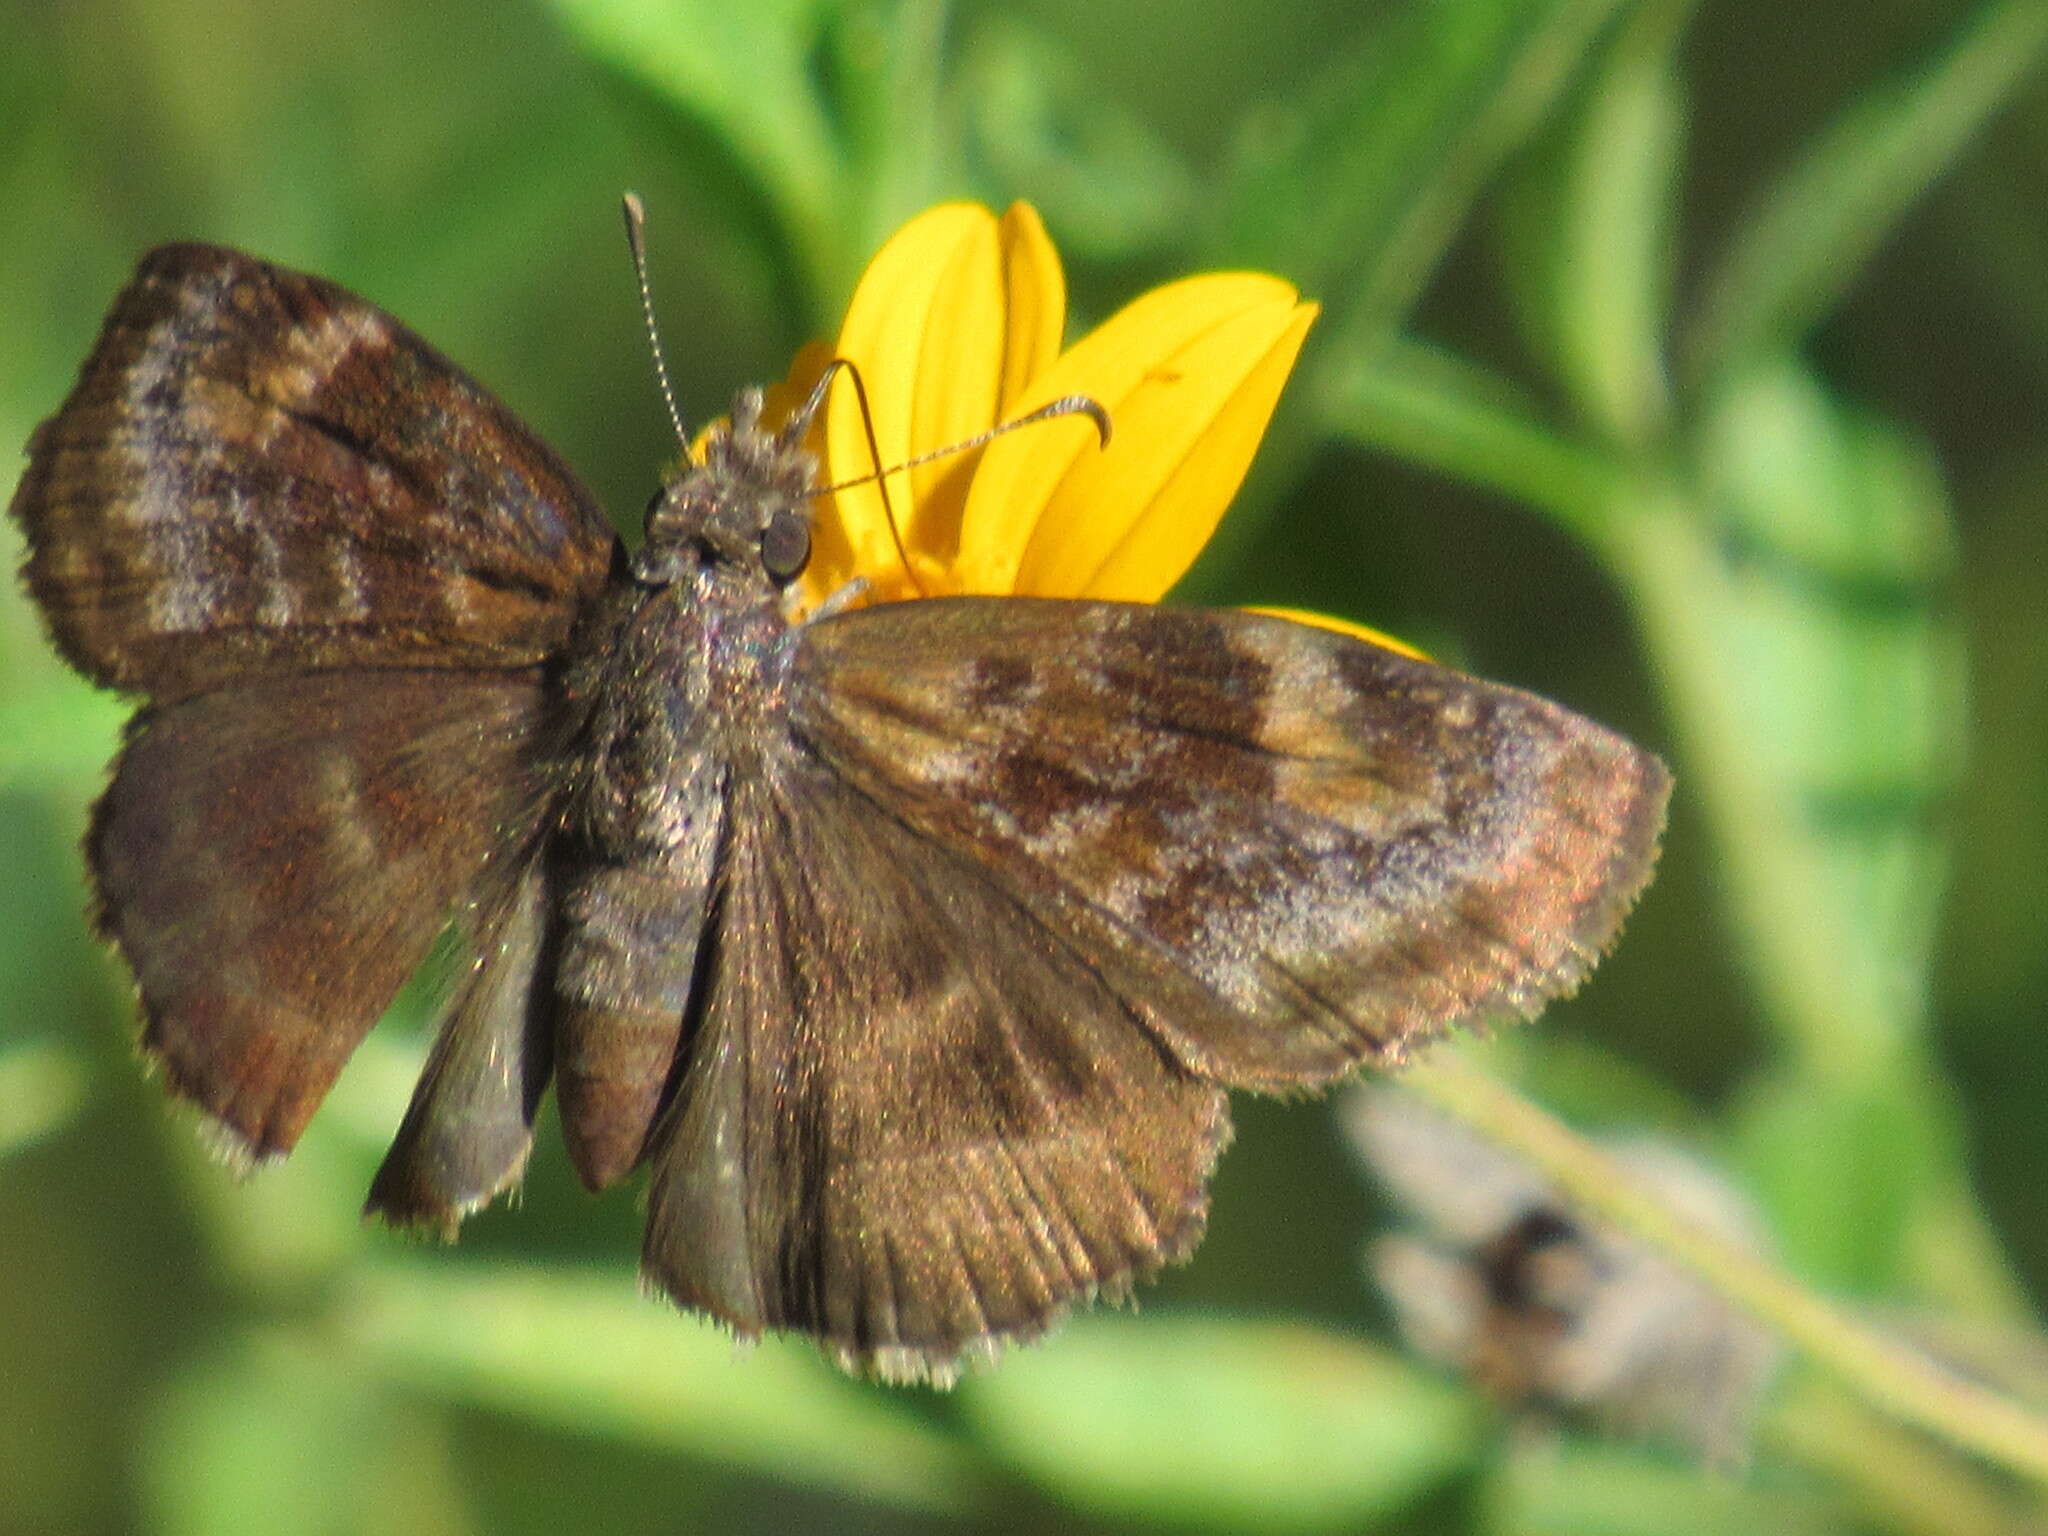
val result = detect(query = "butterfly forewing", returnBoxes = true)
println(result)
[12,244,619,700]
[626,594,1666,1380]
[792,597,1670,1090]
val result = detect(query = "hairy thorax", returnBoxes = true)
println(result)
[561,546,794,857]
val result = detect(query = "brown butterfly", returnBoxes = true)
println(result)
[10,235,1668,1383]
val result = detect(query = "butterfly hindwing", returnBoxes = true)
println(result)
[91,668,557,1160]
[366,853,555,1229]
[640,758,1229,1382]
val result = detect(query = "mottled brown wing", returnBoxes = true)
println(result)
[91,669,556,1161]
[640,764,1229,1383]
[791,597,1670,1092]
[10,243,619,701]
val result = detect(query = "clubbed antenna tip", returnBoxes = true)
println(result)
[622,192,689,451]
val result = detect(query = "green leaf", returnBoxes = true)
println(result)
[1595,357,2034,1322]
[541,0,961,313]
[1316,335,1624,552]
[1731,1072,1936,1292]
[0,677,126,792]
[141,1333,469,1536]
[1199,0,1634,570]
[0,1039,89,1161]
[1209,0,1634,350]
[807,0,954,274]
[1498,0,1692,447]
[343,1260,984,1513]
[1685,0,2048,389]
[954,18,1197,264]
[958,1313,1484,1530]
[1484,1434,1855,1536]
[538,0,854,307]
[1617,359,1963,1076]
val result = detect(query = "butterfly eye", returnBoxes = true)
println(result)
[759,507,811,582]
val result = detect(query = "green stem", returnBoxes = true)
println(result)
[1767,1376,2040,1536]
[1608,489,1905,1075]
[1404,1051,2048,1487]
[1313,339,1624,553]
[1607,486,2034,1325]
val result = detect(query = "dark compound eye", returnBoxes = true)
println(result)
[759,507,811,582]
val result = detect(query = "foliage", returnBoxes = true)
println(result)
[4,1,2047,1532]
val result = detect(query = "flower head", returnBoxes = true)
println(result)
[776,203,1319,618]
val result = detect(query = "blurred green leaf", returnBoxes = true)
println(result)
[1316,336,1623,550]
[344,1260,984,1513]
[958,1313,1483,1529]
[1732,1072,1936,1292]
[142,1333,470,1536]
[539,0,949,310]
[1483,1434,1853,1536]
[1211,0,1633,350]
[1601,358,2031,1324]
[1699,361,1959,1065]
[0,678,126,791]
[0,1039,89,1160]
[539,0,849,307]
[1619,359,1962,1075]
[168,1103,378,1299]
[1498,0,1691,446]
[800,0,954,275]
[955,18,1197,263]
[1684,0,2048,390]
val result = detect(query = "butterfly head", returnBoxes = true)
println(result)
[637,386,816,589]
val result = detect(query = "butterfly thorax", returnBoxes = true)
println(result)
[557,391,818,859]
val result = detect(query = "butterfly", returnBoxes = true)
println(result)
[10,236,1668,1383]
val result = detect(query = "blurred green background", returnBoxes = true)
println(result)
[5,0,2048,1532]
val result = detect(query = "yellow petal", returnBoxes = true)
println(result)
[1245,606,1429,661]
[758,338,833,438]
[957,275,1315,600]
[994,202,1065,410]
[819,203,1069,586]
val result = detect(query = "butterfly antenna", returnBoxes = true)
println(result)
[809,359,926,596]
[621,192,689,451]
[814,395,1112,498]
[837,394,1113,484]
[810,389,1113,597]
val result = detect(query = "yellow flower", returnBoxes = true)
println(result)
[778,201,1419,659]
